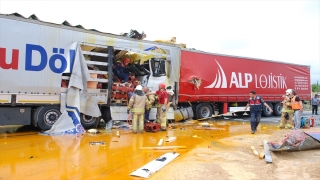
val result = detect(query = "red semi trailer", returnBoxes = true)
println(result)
[177,49,311,119]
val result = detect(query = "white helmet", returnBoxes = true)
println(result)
[135,85,143,91]
[285,89,292,96]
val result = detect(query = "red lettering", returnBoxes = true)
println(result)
[0,48,19,70]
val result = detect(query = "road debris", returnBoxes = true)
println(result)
[268,129,320,151]
[250,146,259,156]
[88,129,100,134]
[264,140,272,163]
[89,141,106,146]
[140,146,186,150]
[259,150,265,159]
[158,139,164,146]
[130,152,180,178]
[193,126,225,130]
[165,137,177,143]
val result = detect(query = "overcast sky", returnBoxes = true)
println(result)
[1,0,319,83]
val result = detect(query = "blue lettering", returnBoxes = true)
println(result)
[25,44,75,73]
[49,48,67,73]
[25,44,47,71]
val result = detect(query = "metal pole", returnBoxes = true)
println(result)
[107,46,114,104]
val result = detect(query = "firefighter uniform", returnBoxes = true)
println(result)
[279,96,294,129]
[144,90,155,120]
[156,83,169,130]
[127,86,149,133]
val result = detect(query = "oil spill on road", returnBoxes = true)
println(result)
[0,121,279,179]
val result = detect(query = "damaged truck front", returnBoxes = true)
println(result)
[0,14,180,130]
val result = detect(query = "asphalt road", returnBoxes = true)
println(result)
[220,110,320,126]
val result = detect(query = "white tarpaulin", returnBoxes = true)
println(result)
[41,44,101,135]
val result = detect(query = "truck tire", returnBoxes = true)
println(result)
[262,103,273,117]
[196,104,213,119]
[80,114,99,129]
[34,106,61,131]
[273,103,282,116]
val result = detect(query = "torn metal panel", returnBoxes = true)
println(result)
[268,129,320,151]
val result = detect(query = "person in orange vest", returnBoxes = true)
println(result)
[113,58,130,82]
[244,90,273,134]
[291,90,304,129]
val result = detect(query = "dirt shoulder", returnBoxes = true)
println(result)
[151,127,320,180]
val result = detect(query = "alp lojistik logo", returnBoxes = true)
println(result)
[204,60,227,88]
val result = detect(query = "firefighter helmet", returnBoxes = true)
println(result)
[285,89,292,96]
[159,83,166,89]
[135,85,143,91]
[123,58,130,64]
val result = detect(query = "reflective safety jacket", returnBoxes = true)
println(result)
[281,96,294,113]
[291,96,301,110]
[248,96,264,112]
[128,94,150,114]
[145,92,155,109]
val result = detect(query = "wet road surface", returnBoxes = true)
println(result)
[1,112,318,179]
[0,122,279,179]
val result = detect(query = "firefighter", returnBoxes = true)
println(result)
[113,58,130,82]
[143,86,155,121]
[291,89,303,129]
[127,85,150,133]
[146,83,169,130]
[244,90,273,134]
[156,83,169,131]
[279,89,294,129]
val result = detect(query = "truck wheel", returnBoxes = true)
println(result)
[196,104,213,119]
[34,106,61,131]
[235,112,245,116]
[80,114,99,129]
[273,103,282,116]
[262,103,273,117]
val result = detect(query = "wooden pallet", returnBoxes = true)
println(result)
[111,98,128,104]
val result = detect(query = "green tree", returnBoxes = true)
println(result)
[312,81,320,92]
